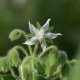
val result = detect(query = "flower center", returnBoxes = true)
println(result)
[38,36,44,43]
[36,29,45,43]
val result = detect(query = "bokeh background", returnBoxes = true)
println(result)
[0,0,80,60]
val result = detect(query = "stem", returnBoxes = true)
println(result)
[39,46,57,57]
[9,66,16,78]
[28,46,33,55]
[33,42,39,55]
[15,46,28,56]
[20,66,25,80]
[31,56,35,80]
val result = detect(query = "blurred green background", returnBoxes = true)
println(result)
[0,0,80,59]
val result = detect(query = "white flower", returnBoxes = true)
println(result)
[23,19,62,51]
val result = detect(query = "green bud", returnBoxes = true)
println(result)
[9,29,22,41]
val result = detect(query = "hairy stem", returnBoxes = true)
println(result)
[15,46,28,56]
[39,46,57,57]
[20,66,25,80]
[9,66,16,78]
[33,42,39,55]
[31,55,35,80]
[28,46,33,55]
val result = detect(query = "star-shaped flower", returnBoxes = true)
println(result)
[23,19,62,51]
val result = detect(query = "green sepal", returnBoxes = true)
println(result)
[36,21,41,29]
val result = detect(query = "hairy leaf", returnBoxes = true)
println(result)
[43,49,59,78]
[0,57,9,73]
[7,47,20,67]
[58,51,68,65]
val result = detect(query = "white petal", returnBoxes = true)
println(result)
[23,36,37,45]
[45,32,62,39]
[41,41,47,51]
[41,19,51,32]
[29,21,39,35]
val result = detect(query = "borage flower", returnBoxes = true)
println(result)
[23,19,62,51]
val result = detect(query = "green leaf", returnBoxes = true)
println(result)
[0,57,9,73]
[7,47,20,67]
[61,62,70,77]
[43,49,59,78]
[19,56,31,80]
[34,58,45,78]
[19,56,45,80]
[19,56,36,80]
[58,51,68,65]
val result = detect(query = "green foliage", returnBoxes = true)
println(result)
[19,56,38,80]
[0,57,9,73]
[0,75,15,80]
[61,62,70,77]
[0,23,76,80]
[58,51,68,65]
[44,49,58,78]
[7,47,21,67]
